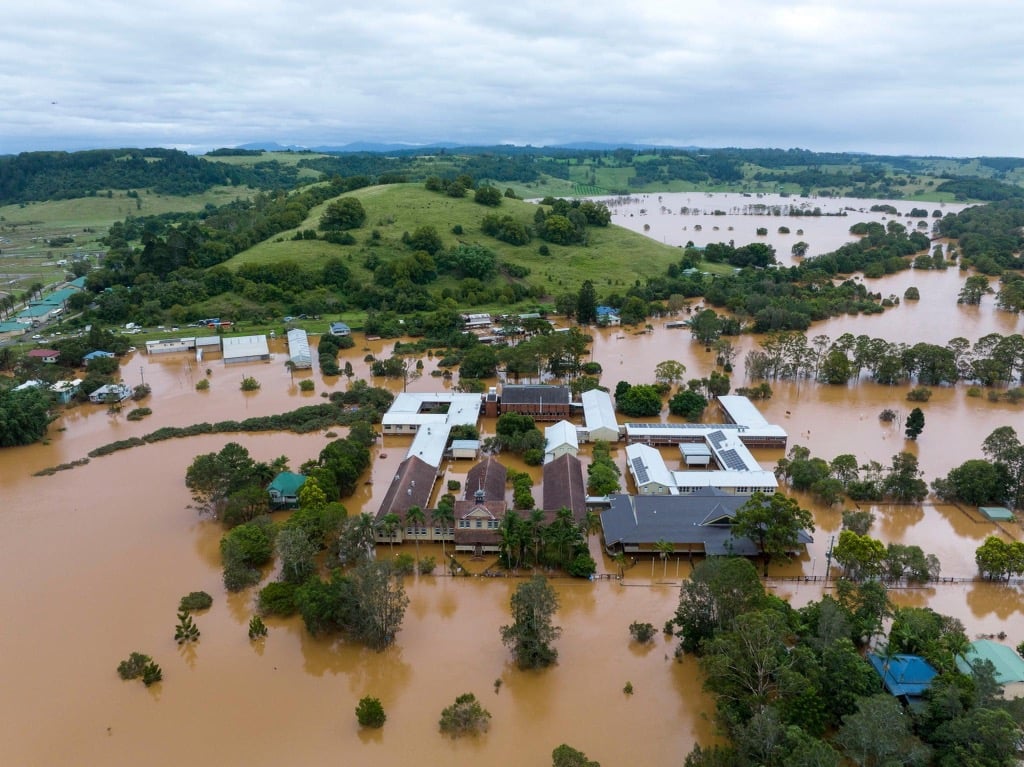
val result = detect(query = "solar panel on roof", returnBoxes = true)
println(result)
[631,457,650,484]
[719,448,747,471]
[707,430,727,448]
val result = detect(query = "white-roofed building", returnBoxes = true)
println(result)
[626,443,677,495]
[717,395,770,428]
[581,389,620,442]
[679,443,713,466]
[287,328,312,369]
[221,334,270,364]
[381,392,484,468]
[544,420,579,463]
[381,392,483,433]
[627,432,778,497]
[407,423,452,468]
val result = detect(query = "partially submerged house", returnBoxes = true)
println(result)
[88,383,131,404]
[267,472,307,509]
[329,322,351,337]
[50,379,82,404]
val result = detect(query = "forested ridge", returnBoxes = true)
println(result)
[0,148,300,203]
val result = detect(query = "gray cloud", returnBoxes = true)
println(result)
[2,0,1021,155]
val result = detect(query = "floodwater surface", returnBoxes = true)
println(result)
[3,193,1024,765]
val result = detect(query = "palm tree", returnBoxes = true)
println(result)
[432,502,454,560]
[378,512,401,555]
[498,511,523,570]
[352,512,377,563]
[524,508,546,568]
[655,539,675,578]
[549,507,581,569]
[613,552,627,579]
[406,505,425,562]
[875,640,899,692]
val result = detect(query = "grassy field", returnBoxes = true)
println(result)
[226,183,706,296]
[0,186,259,294]
[201,151,324,180]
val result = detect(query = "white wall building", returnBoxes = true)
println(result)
[544,420,580,463]
[581,389,620,442]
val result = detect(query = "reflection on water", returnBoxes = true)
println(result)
[2,192,1024,764]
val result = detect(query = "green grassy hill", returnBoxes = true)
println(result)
[227,183,709,297]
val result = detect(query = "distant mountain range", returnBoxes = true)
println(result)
[235,140,692,154]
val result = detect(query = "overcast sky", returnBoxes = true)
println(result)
[3,0,1021,157]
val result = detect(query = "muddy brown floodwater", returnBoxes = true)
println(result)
[3,193,1024,765]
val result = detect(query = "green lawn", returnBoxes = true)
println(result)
[227,183,694,295]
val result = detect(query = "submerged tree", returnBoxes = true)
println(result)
[731,492,815,576]
[439,692,491,737]
[905,407,925,440]
[174,610,200,644]
[356,696,386,728]
[500,575,562,669]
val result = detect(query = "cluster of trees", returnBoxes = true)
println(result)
[933,426,1024,509]
[496,507,596,577]
[293,561,409,650]
[938,198,1024,273]
[974,536,1024,580]
[483,412,545,464]
[834,530,940,583]
[184,441,285,521]
[614,380,665,417]
[677,557,1022,767]
[702,241,778,269]
[776,445,928,505]
[530,198,611,246]
[741,329,1024,388]
[0,386,52,447]
[586,440,621,496]
[316,332,355,376]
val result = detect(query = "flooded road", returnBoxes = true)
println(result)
[3,193,1024,764]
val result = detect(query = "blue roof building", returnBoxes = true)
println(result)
[868,653,937,701]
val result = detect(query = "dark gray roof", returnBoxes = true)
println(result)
[599,488,812,555]
[500,384,571,406]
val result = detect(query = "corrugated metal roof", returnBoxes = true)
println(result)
[957,640,1024,685]
[582,389,619,436]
